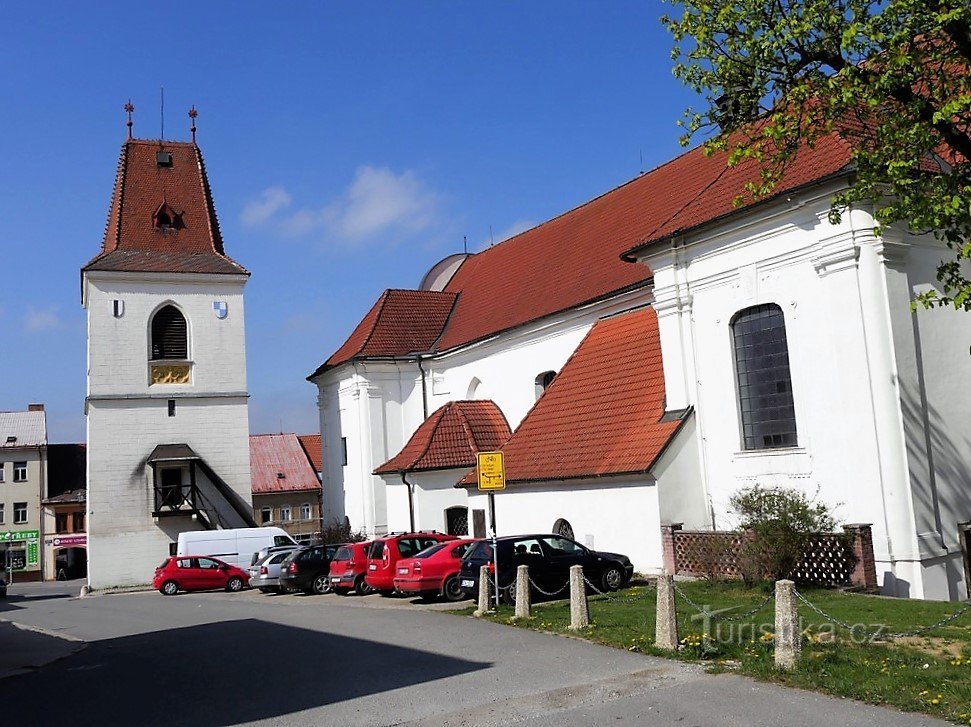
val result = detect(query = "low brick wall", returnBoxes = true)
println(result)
[660,523,878,591]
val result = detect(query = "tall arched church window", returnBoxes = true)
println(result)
[731,304,797,450]
[534,371,556,400]
[553,518,574,539]
[151,305,188,360]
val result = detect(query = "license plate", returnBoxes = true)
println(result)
[369,564,377,571]
[398,567,409,574]
[461,579,474,588]
[331,577,341,583]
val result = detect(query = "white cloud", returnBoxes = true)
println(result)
[241,186,292,227]
[25,306,62,332]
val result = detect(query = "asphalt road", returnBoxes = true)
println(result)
[0,581,949,726]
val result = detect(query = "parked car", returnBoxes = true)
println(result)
[248,549,298,593]
[278,544,343,595]
[458,534,633,603]
[393,538,479,601]
[329,541,374,596]
[153,555,250,595]
[250,543,301,567]
[365,532,458,595]
[177,527,298,570]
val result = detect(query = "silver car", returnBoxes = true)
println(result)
[248,549,298,593]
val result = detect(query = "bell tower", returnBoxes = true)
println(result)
[82,112,255,589]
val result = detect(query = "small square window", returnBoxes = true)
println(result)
[300,503,312,521]
[13,502,27,524]
[280,504,292,522]
[260,506,271,524]
[13,462,27,482]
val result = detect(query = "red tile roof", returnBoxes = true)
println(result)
[297,434,323,472]
[310,289,457,376]
[250,434,321,494]
[84,139,248,276]
[374,400,511,475]
[459,308,687,485]
[317,132,853,373]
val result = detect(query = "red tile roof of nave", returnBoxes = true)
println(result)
[250,434,321,494]
[309,289,457,377]
[458,308,685,485]
[374,400,511,475]
[297,434,323,472]
[83,139,248,275]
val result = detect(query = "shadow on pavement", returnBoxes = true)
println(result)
[0,618,490,726]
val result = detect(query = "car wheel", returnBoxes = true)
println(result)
[258,587,271,594]
[312,574,331,595]
[160,580,179,596]
[601,566,624,592]
[354,575,373,596]
[226,576,245,592]
[500,582,517,606]
[442,575,466,602]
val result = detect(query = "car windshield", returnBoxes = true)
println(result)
[466,541,493,561]
[368,542,385,559]
[158,558,170,569]
[415,543,448,559]
[333,546,353,561]
[269,552,289,565]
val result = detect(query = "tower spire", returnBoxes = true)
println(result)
[124,100,134,139]
[188,106,198,144]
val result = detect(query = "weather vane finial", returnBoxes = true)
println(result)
[188,105,198,144]
[124,100,135,139]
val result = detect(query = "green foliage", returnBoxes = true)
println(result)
[730,485,840,582]
[662,0,971,310]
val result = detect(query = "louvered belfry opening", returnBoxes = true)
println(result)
[151,305,188,360]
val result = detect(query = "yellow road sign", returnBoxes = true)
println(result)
[476,451,505,491]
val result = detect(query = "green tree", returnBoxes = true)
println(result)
[663,0,971,309]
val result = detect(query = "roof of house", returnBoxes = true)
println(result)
[43,488,86,505]
[83,139,248,276]
[0,410,48,448]
[47,443,87,499]
[250,433,321,494]
[374,400,511,475]
[315,131,853,374]
[459,308,688,485]
[297,434,322,472]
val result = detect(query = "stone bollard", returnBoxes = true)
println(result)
[774,579,800,670]
[474,565,493,617]
[568,565,589,630]
[514,565,531,619]
[655,572,678,651]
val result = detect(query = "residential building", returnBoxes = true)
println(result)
[250,434,322,543]
[310,128,971,601]
[0,405,47,582]
[82,135,255,589]
[42,443,88,580]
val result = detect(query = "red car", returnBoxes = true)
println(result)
[329,541,374,596]
[393,538,479,601]
[153,555,249,595]
[365,532,458,595]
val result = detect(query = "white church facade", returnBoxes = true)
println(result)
[311,127,971,601]
[83,137,256,589]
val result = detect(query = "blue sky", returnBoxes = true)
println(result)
[1,2,700,443]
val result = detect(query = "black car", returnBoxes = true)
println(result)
[458,534,633,603]
[278,544,343,595]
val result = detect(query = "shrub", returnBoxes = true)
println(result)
[729,486,839,584]
[314,517,367,545]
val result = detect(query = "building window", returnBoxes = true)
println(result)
[151,305,188,360]
[300,503,312,521]
[260,506,271,524]
[534,370,556,400]
[0,504,4,524]
[445,506,468,536]
[280,504,292,522]
[13,462,27,482]
[731,303,798,450]
[13,502,27,524]
[56,513,69,533]
[553,518,575,539]
[72,512,85,532]
[341,437,348,467]
[0,463,4,482]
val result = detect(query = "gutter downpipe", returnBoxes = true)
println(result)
[400,471,416,532]
[415,355,430,420]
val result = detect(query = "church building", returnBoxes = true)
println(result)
[83,125,256,589]
[310,125,971,601]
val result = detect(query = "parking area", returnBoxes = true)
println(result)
[232,584,474,611]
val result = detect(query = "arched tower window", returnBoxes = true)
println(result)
[151,305,188,360]
[534,370,556,400]
[552,518,575,539]
[731,303,797,450]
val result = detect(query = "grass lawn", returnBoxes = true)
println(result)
[466,580,971,724]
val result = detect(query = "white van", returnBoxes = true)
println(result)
[176,527,298,570]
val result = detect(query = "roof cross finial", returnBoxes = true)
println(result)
[124,100,134,139]
[188,105,198,144]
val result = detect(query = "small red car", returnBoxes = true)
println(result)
[153,555,249,595]
[393,538,479,601]
[365,532,459,595]
[329,541,374,596]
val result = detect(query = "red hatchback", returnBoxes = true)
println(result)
[393,538,479,601]
[153,555,249,595]
[329,541,374,596]
[365,532,458,595]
